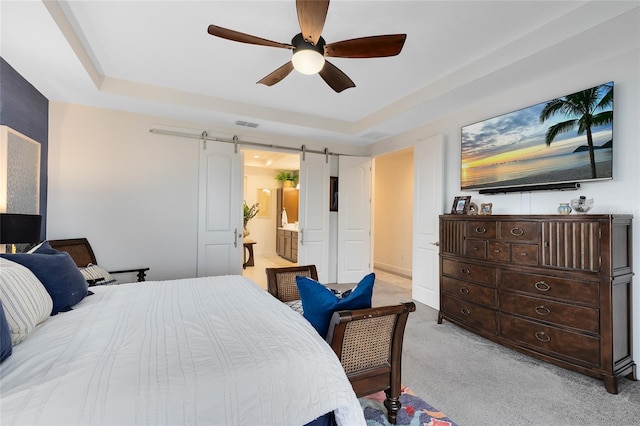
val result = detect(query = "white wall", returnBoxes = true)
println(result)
[370,47,640,365]
[48,103,199,281]
[47,102,365,281]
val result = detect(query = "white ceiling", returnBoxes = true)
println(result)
[1,1,638,148]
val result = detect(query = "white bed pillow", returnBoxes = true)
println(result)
[79,264,117,286]
[0,257,53,345]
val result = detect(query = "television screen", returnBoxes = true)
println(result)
[461,82,613,191]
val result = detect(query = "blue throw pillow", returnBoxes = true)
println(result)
[30,240,59,255]
[296,272,375,337]
[0,301,12,363]
[1,249,90,315]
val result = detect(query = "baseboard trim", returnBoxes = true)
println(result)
[373,262,412,279]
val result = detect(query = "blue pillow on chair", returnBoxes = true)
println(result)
[296,272,375,337]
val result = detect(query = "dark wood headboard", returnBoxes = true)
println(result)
[49,238,97,268]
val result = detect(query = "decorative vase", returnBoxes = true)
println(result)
[283,180,293,188]
[243,227,250,237]
[557,203,572,215]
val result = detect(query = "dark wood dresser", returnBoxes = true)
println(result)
[438,214,636,393]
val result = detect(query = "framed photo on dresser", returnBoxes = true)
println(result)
[450,196,471,214]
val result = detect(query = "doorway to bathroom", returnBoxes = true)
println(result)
[241,148,299,289]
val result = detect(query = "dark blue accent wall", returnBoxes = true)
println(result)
[0,57,49,238]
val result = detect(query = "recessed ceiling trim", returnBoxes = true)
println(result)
[43,0,103,88]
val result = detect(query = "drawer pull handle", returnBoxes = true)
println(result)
[510,227,524,236]
[460,308,471,316]
[475,226,487,234]
[535,331,550,342]
[494,249,500,253]
[460,268,471,275]
[460,287,470,295]
[520,252,528,256]
[534,281,550,292]
[535,306,551,316]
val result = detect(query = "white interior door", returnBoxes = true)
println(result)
[412,134,444,308]
[337,156,372,283]
[298,152,330,282]
[197,141,243,277]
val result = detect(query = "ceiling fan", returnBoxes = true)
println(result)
[207,0,406,93]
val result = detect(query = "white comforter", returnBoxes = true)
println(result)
[0,276,365,426]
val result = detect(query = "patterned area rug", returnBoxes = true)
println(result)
[360,386,458,426]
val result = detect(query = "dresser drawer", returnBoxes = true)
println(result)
[467,220,496,239]
[441,294,497,333]
[499,314,600,367]
[466,239,487,259]
[442,258,497,287]
[442,276,497,307]
[499,221,539,242]
[499,270,598,306]
[499,292,599,333]
[511,243,538,265]
[488,241,510,262]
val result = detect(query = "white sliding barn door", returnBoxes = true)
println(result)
[412,135,444,308]
[298,152,330,282]
[197,141,243,277]
[337,156,372,283]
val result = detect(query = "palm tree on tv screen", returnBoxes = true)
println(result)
[539,83,613,178]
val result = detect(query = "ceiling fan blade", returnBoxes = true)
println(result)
[325,34,407,58]
[296,0,330,45]
[207,25,293,50]
[257,62,295,87]
[318,60,355,93]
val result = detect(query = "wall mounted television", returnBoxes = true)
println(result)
[461,81,613,193]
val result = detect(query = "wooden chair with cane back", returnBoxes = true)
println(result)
[326,302,416,424]
[265,264,318,302]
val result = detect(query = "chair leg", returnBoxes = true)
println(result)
[384,389,401,424]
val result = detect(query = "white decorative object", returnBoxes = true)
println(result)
[571,196,594,213]
[282,207,288,225]
[557,203,572,215]
[1,126,41,215]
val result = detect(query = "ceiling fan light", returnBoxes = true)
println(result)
[292,50,325,75]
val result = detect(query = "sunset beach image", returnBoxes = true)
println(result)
[461,82,613,190]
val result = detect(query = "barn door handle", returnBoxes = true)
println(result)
[300,229,304,246]
[234,228,238,248]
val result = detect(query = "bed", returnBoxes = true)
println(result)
[0,274,366,426]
